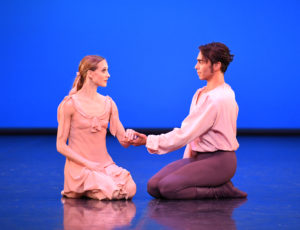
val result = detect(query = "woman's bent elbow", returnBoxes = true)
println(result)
[56,142,64,153]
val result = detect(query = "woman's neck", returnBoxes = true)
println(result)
[77,78,98,100]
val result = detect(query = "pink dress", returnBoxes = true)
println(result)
[58,94,136,200]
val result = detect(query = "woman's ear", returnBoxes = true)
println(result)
[86,69,93,79]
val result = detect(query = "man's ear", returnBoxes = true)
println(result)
[213,62,222,72]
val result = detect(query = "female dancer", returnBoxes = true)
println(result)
[126,42,247,199]
[57,55,136,200]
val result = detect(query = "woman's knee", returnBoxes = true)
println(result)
[63,191,83,199]
[85,190,106,200]
[126,178,137,199]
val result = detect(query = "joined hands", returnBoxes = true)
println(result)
[125,129,147,146]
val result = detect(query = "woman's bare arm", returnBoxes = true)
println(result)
[56,99,101,171]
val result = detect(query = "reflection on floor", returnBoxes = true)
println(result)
[0,135,299,230]
[142,199,247,230]
[62,198,136,230]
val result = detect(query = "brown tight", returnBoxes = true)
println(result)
[147,151,247,199]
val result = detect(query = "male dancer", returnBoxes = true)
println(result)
[126,42,247,199]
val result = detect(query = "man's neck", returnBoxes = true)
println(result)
[205,72,225,92]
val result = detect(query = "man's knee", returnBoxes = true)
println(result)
[148,176,159,190]
[157,177,178,199]
[147,177,161,198]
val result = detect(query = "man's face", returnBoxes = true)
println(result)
[195,51,213,81]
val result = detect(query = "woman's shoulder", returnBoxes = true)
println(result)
[101,94,118,106]
[57,95,75,121]
[58,95,75,113]
[96,93,108,101]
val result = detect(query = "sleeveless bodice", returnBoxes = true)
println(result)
[68,95,113,166]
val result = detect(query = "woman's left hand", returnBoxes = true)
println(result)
[125,129,147,146]
[125,129,138,141]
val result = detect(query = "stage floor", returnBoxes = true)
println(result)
[0,135,299,230]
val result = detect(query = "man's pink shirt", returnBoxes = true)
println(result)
[146,83,239,158]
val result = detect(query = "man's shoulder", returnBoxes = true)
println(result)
[208,84,235,104]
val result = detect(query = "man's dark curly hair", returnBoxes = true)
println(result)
[199,42,234,73]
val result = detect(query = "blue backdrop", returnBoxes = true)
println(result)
[1,0,299,129]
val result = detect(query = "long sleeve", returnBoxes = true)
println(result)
[146,96,218,155]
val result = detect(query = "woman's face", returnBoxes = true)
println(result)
[90,60,110,87]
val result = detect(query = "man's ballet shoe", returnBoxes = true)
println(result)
[196,181,247,199]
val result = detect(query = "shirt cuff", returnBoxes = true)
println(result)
[146,135,159,154]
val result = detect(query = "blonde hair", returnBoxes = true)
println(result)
[72,55,105,92]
